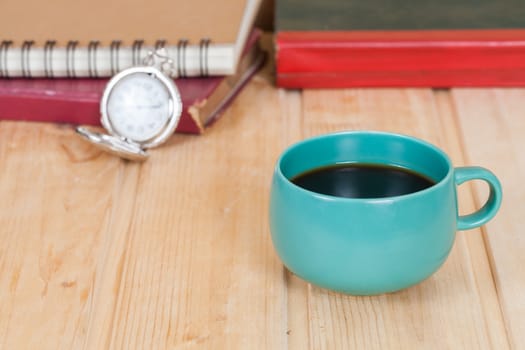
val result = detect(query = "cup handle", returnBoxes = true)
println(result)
[454,166,502,231]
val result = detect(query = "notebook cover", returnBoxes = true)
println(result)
[0,0,262,77]
[1,0,250,45]
[275,0,525,87]
[0,31,264,134]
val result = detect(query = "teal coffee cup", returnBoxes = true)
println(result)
[269,131,502,295]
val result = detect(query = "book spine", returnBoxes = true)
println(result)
[0,40,235,78]
[276,30,525,87]
[0,88,203,134]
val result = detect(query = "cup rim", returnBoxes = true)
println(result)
[276,130,454,202]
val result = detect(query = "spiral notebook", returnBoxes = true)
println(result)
[0,0,261,78]
[0,30,265,134]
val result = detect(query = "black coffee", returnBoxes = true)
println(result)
[291,163,435,198]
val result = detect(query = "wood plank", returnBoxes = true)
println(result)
[0,65,517,349]
[278,90,311,350]
[434,90,509,350]
[452,88,525,349]
[295,88,509,349]
[100,75,290,349]
[0,121,136,349]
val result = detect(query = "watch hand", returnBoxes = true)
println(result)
[124,104,163,110]
[143,104,162,109]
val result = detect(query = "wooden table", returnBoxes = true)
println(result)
[0,55,523,349]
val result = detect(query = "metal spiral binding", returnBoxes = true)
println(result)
[0,37,213,78]
[199,38,211,77]
[44,40,56,78]
[21,41,34,78]
[132,40,144,66]
[0,40,12,78]
[66,41,78,78]
[177,39,189,77]
[88,41,100,78]
[152,39,178,77]
[110,40,121,75]
[154,39,166,52]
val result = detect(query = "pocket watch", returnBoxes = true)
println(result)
[76,52,182,161]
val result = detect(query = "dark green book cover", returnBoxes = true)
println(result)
[277,0,525,32]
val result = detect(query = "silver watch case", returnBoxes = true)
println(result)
[76,66,182,161]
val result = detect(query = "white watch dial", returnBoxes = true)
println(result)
[106,72,171,142]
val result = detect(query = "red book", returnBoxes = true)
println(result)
[276,0,525,88]
[0,31,265,134]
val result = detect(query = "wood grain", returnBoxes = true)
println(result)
[297,88,509,349]
[0,122,130,349]
[0,65,520,349]
[103,75,288,349]
[452,88,525,349]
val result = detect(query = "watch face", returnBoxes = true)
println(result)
[106,72,171,142]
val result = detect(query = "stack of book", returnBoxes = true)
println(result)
[275,0,525,87]
[0,0,264,134]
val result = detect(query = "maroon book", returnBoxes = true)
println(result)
[276,0,525,87]
[0,30,264,134]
